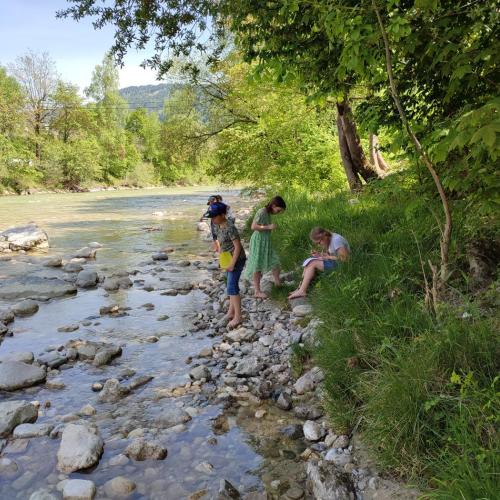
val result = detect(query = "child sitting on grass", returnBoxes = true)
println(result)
[208,202,246,329]
[288,227,350,299]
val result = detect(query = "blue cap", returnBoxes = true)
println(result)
[207,202,227,218]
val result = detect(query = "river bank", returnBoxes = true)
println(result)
[0,188,423,499]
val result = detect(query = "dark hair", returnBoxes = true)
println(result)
[265,196,286,213]
[215,195,223,202]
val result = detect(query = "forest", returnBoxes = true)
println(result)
[1,0,498,497]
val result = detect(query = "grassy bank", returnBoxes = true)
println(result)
[265,174,498,497]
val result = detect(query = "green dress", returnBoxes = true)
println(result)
[244,208,280,278]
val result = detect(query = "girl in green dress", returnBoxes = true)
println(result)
[245,196,286,298]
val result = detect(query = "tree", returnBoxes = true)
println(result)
[8,50,58,159]
[0,67,25,136]
[51,81,94,143]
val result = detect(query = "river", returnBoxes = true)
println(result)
[0,187,303,499]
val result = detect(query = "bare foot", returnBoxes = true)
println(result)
[224,314,234,321]
[288,290,307,299]
[254,292,267,299]
[227,318,242,329]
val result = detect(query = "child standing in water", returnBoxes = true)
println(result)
[208,202,246,329]
[245,196,286,298]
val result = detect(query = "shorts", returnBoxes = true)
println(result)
[227,258,246,296]
[323,260,338,272]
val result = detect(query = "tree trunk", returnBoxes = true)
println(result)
[337,101,380,184]
[34,116,41,160]
[336,112,362,191]
[369,134,389,175]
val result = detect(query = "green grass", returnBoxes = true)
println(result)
[271,173,499,496]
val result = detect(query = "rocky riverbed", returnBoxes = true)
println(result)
[0,189,419,499]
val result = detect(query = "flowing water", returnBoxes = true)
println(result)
[0,188,304,499]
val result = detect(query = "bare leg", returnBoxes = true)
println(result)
[227,295,242,328]
[288,261,324,299]
[253,271,267,298]
[272,267,281,287]
[225,297,235,320]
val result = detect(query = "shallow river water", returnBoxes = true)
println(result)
[0,188,305,499]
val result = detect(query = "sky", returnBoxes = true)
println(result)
[0,0,161,91]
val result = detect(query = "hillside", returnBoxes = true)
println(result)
[119,83,186,113]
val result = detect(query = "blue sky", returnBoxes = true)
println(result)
[0,0,160,90]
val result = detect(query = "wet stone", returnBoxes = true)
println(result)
[0,361,46,391]
[63,479,96,500]
[124,438,167,461]
[280,424,303,440]
[12,299,39,317]
[13,423,53,438]
[104,476,136,498]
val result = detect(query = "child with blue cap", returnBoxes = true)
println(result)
[208,202,246,329]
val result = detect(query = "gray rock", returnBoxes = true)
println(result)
[12,299,39,317]
[98,379,130,403]
[0,224,48,251]
[233,357,262,377]
[43,257,62,267]
[63,479,96,500]
[189,365,211,381]
[332,435,350,449]
[57,323,79,332]
[152,252,168,261]
[37,351,67,368]
[13,422,53,438]
[127,375,153,390]
[294,367,324,395]
[104,476,136,498]
[0,457,18,476]
[303,420,326,441]
[63,262,84,273]
[0,400,38,437]
[103,276,132,291]
[0,308,14,324]
[57,423,104,473]
[0,361,46,391]
[74,247,97,259]
[276,392,293,411]
[155,408,191,429]
[29,490,58,500]
[87,241,103,249]
[75,270,98,289]
[93,345,122,367]
[306,460,353,500]
[0,276,77,300]
[325,448,352,467]
[292,304,312,317]
[0,351,34,364]
[124,438,167,461]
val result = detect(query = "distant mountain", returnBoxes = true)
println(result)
[119,83,186,114]
[119,83,209,121]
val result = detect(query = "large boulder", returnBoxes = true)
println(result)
[0,276,77,300]
[0,361,46,391]
[57,423,104,473]
[13,422,53,438]
[0,308,14,325]
[0,400,38,437]
[0,224,48,251]
[103,276,132,291]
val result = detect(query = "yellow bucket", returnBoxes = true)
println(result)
[219,251,232,269]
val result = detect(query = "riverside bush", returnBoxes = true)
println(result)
[271,174,498,496]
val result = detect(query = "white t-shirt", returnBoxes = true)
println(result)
[328,233,350,257]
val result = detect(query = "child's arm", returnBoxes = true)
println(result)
[226,238,242,272]
[251,221,276,232]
